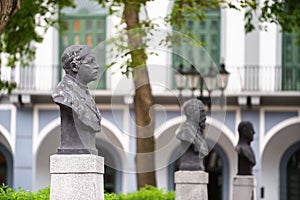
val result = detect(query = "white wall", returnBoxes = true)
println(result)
[261,122,300,200]
[35,27,57,91]
[221,7,245,92]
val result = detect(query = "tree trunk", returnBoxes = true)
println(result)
[124,1,156,188]
[0,0,20,34]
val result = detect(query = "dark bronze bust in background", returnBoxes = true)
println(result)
[176,99,208,170]
[236,121,256,175]
[52,45,101,155]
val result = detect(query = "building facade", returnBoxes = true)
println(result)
[0,0,300,200]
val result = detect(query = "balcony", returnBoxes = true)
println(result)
[18,64,58,92]
[229,65,282,92]
[4,64,300,106]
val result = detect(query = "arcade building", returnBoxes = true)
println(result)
[0,1,300,200]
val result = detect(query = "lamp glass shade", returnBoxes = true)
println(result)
[175,72,186,89]
[187,73,199,89]
[218,63,230,90]
[204,68,217,91]
[204,76,217,91]
[218,73,229,90]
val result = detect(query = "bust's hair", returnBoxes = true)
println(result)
[238,121,253,137]
[61,45,91,74]
[182,99,206,134]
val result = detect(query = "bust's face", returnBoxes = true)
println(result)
[245,125,255,142]
[77,53,99,84]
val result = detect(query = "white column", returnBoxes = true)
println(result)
[232,175,257,200]
[50,154,104,200]
[175,171,208,200]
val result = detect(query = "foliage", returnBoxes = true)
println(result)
[113,185,174,200]
[0,185,174,200]
[0,184,50,200]
[0,0,74,68]
[105,192,118,200]
[1,0,300,91]
[228,0,300,37]
[0,80,16,94]
[0,0,74,92]
[259,0,300,40]
[167,0,224,30]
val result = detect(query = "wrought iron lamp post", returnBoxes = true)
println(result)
[175,63,230,111]
[218,63,230,107]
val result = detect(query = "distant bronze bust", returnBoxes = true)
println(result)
[52,45,101,155]
[176,99,208,170]
[236,121,256,175]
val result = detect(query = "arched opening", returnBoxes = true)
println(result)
[205,146,224,200]
[168,143,229,200]
[96,139,123,194]
[280,141,300,200]
[0,152,7,184]
[156,117,236,200]
[0,142,13,187]
[262,119,300,200]
[34,120,125,193]
[286,149,300,200]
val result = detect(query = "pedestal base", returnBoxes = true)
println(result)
[175,170,208,200]
[232,175,256,200]
[50,154,104,200]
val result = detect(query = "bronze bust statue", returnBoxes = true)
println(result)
[52,45,101,155]
[236,121,256,175]
[176,99,208,170]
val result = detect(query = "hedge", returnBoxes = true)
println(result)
[0,185,50,199]
[0,184,174,200]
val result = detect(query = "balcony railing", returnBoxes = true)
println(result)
[235,65,282,92]
[14,64,299,93]
[17,64,106,92]
[18,64,59,92]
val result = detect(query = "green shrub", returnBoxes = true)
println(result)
[105,193,118,200]
[117,185,174,200]
[0,184,50,200]
[0,184,174,200]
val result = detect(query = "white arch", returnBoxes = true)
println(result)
[155,116,237,146]
[33,117,60,156]
[0,124,14,154]
[155,115,237,194]
[206,117,237,146]
[261,117,300,200]
[261,117,300,155]
[99,118,127,152]
[33,117,127,156]
[32,116,127,191]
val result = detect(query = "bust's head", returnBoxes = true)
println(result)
[62,45,99,85]
[182,99,206,133]
[238,121,255,143]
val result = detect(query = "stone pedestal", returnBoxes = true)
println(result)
[232,175,256,200]
[50,154,104,200]
[175,170,208,200]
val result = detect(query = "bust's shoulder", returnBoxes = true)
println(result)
[52,76,76,106]
[178,121,197,132]
[176,121,197,142]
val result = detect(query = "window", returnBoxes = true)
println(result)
[60,0,106,89]
[173,9,221,74]
[282,32,300,90]
[172,9,221,91]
